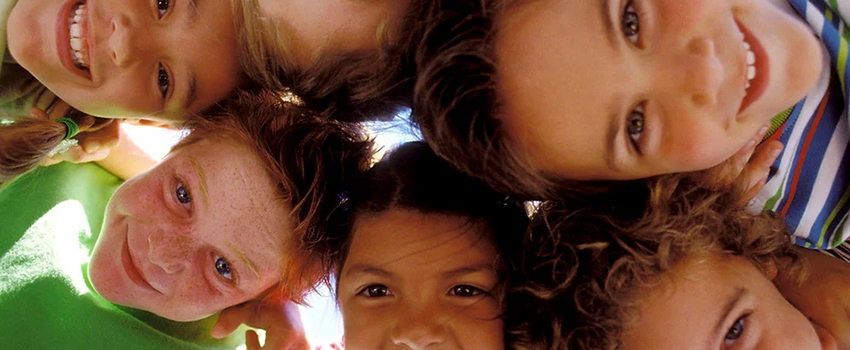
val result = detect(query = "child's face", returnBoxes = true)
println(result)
[495,0,823,180]
[338,209,504,349]
[620,254,836,350]
[88,138,289,322]
[8,0,241,120]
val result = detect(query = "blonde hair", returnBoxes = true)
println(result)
[230,0,296,92]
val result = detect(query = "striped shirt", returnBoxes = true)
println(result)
[751,0,850,249]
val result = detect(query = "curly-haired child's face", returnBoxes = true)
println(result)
[495,0,823,180]
[8,0,241,120]
[88,138,289,322]
[621,255,836,350]
[338,209,504,349]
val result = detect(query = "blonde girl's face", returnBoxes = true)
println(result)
[338,209,505,349]
[621,254,837,350]
[88,138,288,322]
[8,0,241,120]
[495,0,824,180]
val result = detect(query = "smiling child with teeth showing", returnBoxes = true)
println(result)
[411,1,849,261]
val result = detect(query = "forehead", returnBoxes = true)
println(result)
[346,210,498,272]
[621,256,759,349]
[168,0,242,116]
[163,139,289,265]
[496,0,619,179]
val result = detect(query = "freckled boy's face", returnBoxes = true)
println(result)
[496,0,823,180]
[338,209,504,349]
[7,0,241,120]
[88,138,289,322]
[621,255,834,350]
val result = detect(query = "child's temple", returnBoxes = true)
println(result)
[0,0,848,348]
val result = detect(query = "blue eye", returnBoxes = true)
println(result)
[175,184,191,204]
[622,0,640,44]
[157,0,170,18]
[215,257,233,280]
[448,285,485,297]
[358,284,392,298]
[724,318,745,345]
[157,64,170,98]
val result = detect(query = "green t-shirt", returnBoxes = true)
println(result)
[0,163,243,349]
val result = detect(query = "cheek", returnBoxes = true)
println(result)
[340,302,387,346]
[454,314,505,349]
[660,124,744,172]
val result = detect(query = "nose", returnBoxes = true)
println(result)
[391,310,447,349]
[146,229,193,274]
[108,14,143,67]
[659,37,724,108]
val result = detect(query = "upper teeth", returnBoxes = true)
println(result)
[744,41,756,90]
[68,4,88,69]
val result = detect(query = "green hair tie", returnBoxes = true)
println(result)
[56,117,79,140]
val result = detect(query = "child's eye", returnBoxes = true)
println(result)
[448,285,486,297]
[357,284,393,298]
[157,0,171,18]
[157,64,170,98]
[627,105,645,152]
[622,0,640,45]
[214,256,233,281]
[724,317,745,346]
[175,184,191,205]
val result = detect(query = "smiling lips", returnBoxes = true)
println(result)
[735,20,769,115]
[68,2,90,70]
[123,237,159,294]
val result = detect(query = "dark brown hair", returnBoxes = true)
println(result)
[504,176,807,350]
[176,90,374,302]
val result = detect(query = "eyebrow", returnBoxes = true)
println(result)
[707,287,748,349]
[602,0,619,53]
[231,246,261,281]
[181,0,200,112]
[441,263,496,279]
[187,157,210,205]
[345,264,396,279]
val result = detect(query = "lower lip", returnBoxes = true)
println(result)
[56,0,92,81]
[736,21,769,115]
[122,237,158,293]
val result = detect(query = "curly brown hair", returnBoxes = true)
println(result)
[504,176,807,350]
[175,90,374,302]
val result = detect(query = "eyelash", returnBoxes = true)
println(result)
[158,64,171,99]
[357,284,393,298]
[157,0,171,18]
[627,104,645,153]
[174,181,192,212]
[448,285,487,297]
[214,255,234,281]
[622,0,641,45]
[724,315,749,347]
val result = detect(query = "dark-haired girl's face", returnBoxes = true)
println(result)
[89,139,288,321]
[338,209,504,349]
[621,254,835,350]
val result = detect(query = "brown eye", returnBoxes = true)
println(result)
[157,64,170,98]
[622,1,640,44]
[449,285,485,297]
[359,285,392,298]
[157,0,170,18]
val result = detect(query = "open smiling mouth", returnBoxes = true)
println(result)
[68,2,90,71]
[736,20,769,115]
